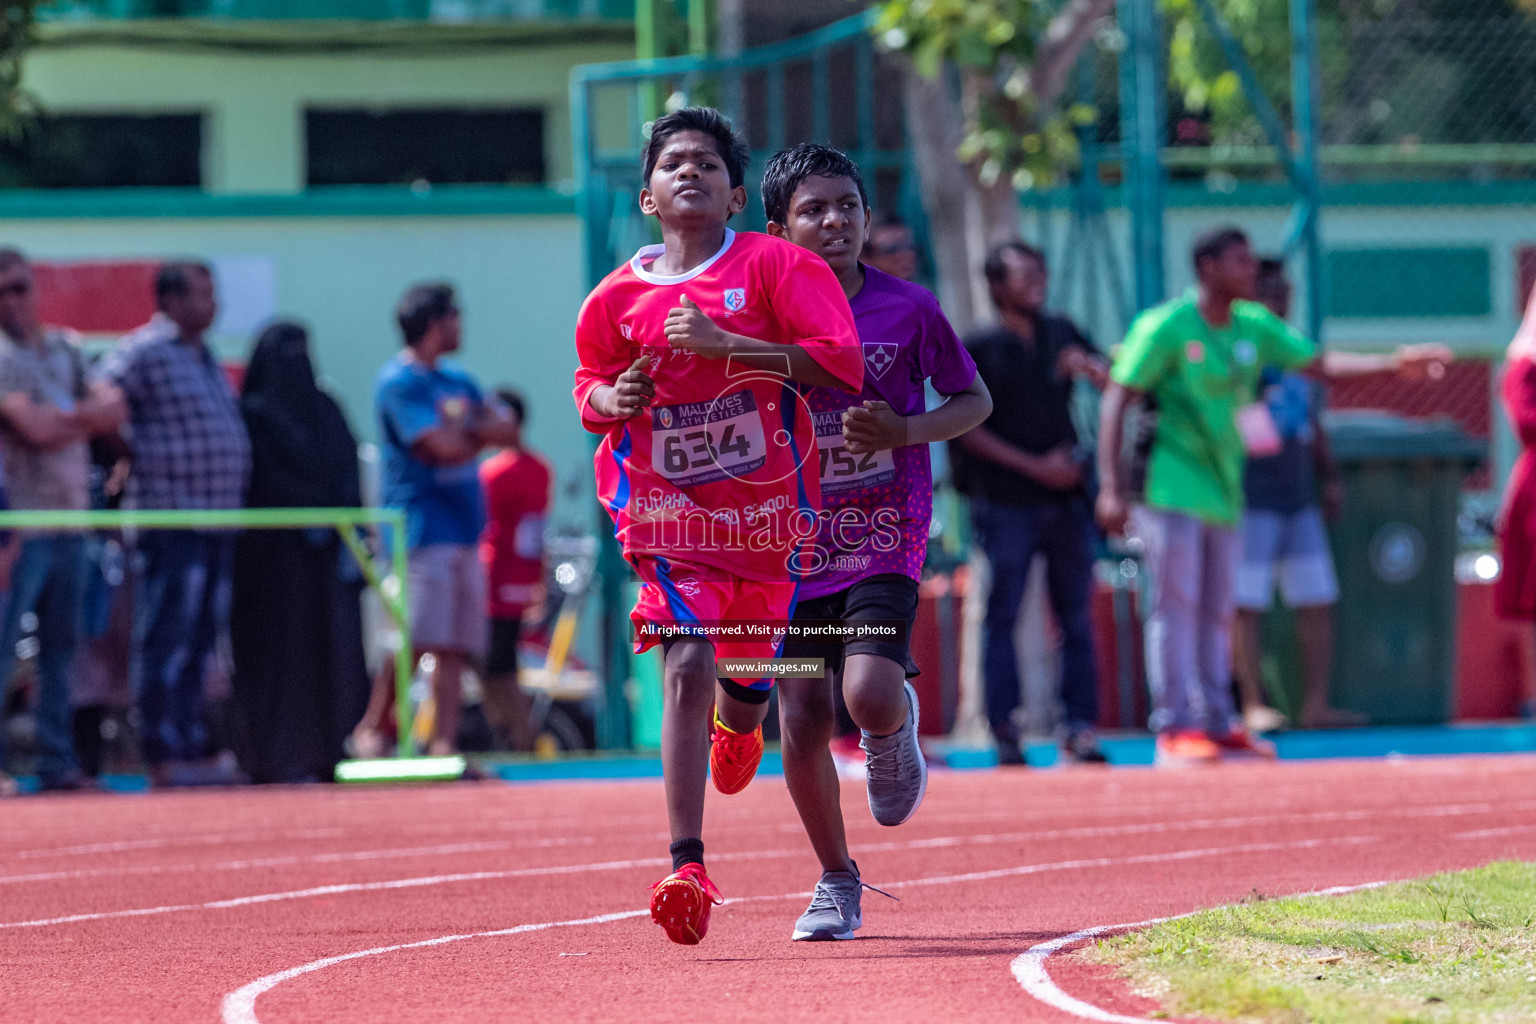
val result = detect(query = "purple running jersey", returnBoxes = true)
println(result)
[799,266,976,600]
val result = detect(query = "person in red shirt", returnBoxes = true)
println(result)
[573,107,862,944]
[478,389,551,751]
[1496,281,1536,720]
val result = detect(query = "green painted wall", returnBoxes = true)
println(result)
[1327,247,1492,319]
[0,203,597,524]
[21,38,633,192]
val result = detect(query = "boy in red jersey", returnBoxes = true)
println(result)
[478,389,550,751]
[572,108,862,945]
[763,144,992,940]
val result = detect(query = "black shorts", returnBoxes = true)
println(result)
[485,616,522,676]
[781,573,920,678]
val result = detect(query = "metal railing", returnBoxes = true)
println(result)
[0,506,416,757]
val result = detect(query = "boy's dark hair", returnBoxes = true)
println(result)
[0,247,27,273]
[1191,226,1250,272]
[983,240,1046,288]
[397,282,457,347]
[494,387,526,425]
[760,143,868,225]
[642,107,750,189]
[156,261,212,308]
[1256,257,1287,286]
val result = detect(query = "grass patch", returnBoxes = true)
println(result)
[1088,861,1536,1023]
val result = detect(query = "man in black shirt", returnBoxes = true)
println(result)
[956,241,1108,764]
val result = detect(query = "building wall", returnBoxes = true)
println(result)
[0,193,599,524]
[22,38,633,192]
[1,185,1528,525]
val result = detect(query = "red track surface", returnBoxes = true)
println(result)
[5,755,1536,1023]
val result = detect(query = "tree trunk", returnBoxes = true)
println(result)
[901,0,1115,331]
[903,66,1020,332]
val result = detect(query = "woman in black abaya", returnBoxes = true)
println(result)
[232,321,370,783]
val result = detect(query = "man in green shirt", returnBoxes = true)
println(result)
[1096,226,1446,763]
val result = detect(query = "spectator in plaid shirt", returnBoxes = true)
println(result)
[100,261,251,786]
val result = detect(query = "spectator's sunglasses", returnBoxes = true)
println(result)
[0,279,31,298]
[868,240,915,256]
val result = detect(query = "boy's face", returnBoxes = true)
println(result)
[767,174,869,279]
[1199,240,1260,301]
[992,248,1048,315]
[1257,279,1291,320]
[0,261,36,340]
[865,223,917,281]
[639,130,746,227]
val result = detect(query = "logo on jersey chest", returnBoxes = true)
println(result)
[864,341,898,380]
[723,287,747,314]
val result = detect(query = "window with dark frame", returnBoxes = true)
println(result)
[0,113,203,189]
[305,107,545,187]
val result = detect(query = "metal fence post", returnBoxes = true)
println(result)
[1118,0,1166,312]
[1290,0,1326,348]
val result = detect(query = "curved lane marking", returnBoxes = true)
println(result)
[220,835,1384,1024]
[1009,882,1391,1023]
[221,910,650,1024]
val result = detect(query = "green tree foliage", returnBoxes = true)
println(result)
[879,0,1536,182]
[1167,0,1536,151]
[872,0,1109,191]
[0,1,34,142]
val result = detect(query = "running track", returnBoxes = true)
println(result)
[5,755,1536,1023]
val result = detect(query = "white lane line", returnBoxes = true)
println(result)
[12,785,1533,922]
[8,796,1531,889]
[218,835,1388,1024]
[1451,823,1536,840]
[8,775,1523,860]
[0,860,666,930]
[0,837,605,886]
[3,831,349,861]
[0,823,1382,928]
[220,910,651,1024]
[1009,882,1390,1023]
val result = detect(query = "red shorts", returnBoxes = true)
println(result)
[630,554,797,691]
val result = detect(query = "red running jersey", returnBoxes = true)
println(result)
[479,448,552,619]
[573,230,862,584]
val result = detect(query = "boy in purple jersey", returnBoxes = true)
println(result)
[763,144,992,941]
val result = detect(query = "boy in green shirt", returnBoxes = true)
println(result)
[1096,226,1446,763]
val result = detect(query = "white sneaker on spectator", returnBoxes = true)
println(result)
[1244,705,1288,734]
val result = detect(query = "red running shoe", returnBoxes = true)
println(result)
[709,711,764,795]
[650,863,724,945]
[1154,729,1221,766]
[1211,727,1278,760]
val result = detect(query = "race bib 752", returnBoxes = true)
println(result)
[813,409,895,494]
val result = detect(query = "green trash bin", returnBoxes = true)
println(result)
[1325,412,1485,724]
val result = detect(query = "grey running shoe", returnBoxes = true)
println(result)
[792,869,864,941]
[861,681,928,826]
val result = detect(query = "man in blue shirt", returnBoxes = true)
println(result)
[363,282,518,756]
[1232,260,1364,731]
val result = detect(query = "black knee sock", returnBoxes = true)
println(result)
[670,837,705,872]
